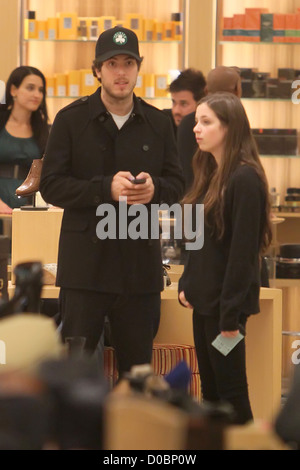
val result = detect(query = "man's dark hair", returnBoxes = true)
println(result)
[168,68,206,102]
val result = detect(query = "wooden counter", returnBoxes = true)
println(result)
[9,209,283,422]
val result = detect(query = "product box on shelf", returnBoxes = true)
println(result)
[171,13,183,41]
[67,70,81,97]
[57,12,78,40]
[144,19,154,41]
[55,73,67,97]
[80,69,98,96]
[37,20,47,40]
[134,74,145,97]
[46,77,55,97]
[98,16,116,33]
[125,13,144,40]
[47,17,59,40]
[155,75,169,97]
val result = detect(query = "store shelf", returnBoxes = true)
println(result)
[219,40,300,45]
[24,39,182,44]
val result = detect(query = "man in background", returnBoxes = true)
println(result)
[162,68,206,135]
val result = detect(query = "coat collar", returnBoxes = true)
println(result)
[88,87,146,122]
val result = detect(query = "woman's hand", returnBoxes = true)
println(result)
[0,199,12,215]
[178,291,193,309]
[221,330,239,338]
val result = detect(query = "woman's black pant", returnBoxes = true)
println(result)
[193,311,253,425]
[59,288,161,378]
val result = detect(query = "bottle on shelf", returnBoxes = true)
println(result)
[270,187,280,209]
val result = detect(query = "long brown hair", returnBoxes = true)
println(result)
[183,92,272,253]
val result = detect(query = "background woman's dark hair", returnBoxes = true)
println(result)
[183,92,272,254]
[0,66,49,154]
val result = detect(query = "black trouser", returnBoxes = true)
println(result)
[59,288,161,378]
[193,311,253,425]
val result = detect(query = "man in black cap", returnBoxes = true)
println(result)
[40,27,184,378]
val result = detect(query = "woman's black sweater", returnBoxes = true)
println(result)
[178,164,267,331]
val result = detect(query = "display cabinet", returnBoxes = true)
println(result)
[216,0,300,203]
[216,0,300,394]
[20,0,187,122]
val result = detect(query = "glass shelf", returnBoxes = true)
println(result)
[24,38,182,44]
[242,98,291,102]
[219,40,300,45]
[47,95,171,100]
[260,154,300,158]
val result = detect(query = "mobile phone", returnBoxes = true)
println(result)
[131,178,146,184]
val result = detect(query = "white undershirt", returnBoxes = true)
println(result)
[109,108,133,129]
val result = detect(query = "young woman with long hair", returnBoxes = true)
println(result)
[0,66,49,213]
[178,92,272,424]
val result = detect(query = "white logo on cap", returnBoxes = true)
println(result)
[113,31,128,45]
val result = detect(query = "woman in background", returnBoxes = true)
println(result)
[0,66,49,214]
[178,92,272,424]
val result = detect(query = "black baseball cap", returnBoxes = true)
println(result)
[95,26,142,62]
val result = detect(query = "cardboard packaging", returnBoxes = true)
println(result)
[171,13,183,41]
[37,20,47,40]
[244,8,268,42]
[46,76,55,97]
[47,17,59,40]
[285,14,297,43]
[232,14,245,41]
[273,14,285,43]
[154,20,164,41]
[144,74,155,98]
[144,19,154,41]
[125,13,144,40]
[155,74,169,97]
[134,74,145,97]
[163,21,173,40]
[58,12,78,40]
[67,70,81,97]
[55,73,67,97]
[222,17,233,41]
[260,13,273,42]
[80,69,98,96]
[98,16,116,33]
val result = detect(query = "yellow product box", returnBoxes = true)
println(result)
[144,74,155,98]
[67,70,81,97]
[155,74,169,97]
[144,19,154,41]
[163,21,173,40]
[171,13,183,41]
[57,12,78,40]
[134,74,145,97]
[47,17,59,40]
[153,20,163,41]
[46,76,55,97]
[125,13,144,40]
[55,73,67,97]
[37,20,47,40]
[88,17,100,40]
[80,69,98,96]
[24,17,37,39]
[98,16,116,33]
